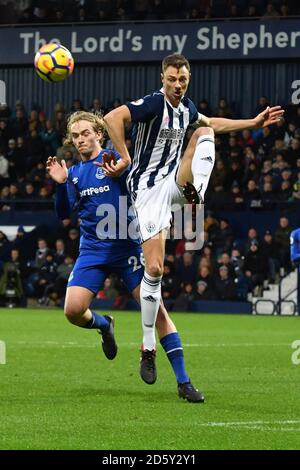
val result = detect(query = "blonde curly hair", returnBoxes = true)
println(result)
[63,111,106,146]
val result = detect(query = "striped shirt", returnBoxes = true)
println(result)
[126,89,202,192]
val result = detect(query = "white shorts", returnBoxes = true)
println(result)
[132,171,185,242]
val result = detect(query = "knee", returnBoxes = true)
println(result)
[193,126,214,139]
[64,303,85,325]
[146,262,164,278]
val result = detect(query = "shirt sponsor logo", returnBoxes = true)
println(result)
[157,128,185,144]
[80,185,110,197]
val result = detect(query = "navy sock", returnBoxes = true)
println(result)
[160,332,189,384]
[83,311,109,331]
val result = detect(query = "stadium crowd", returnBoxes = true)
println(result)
[0,95,299,307]
[0,1,298,25]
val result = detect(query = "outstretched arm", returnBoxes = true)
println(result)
[196,106,284,134]
[103,105,132,177]
[46,156,73,219]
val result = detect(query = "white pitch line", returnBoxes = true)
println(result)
[193,420,300,431]
[197,419,300,427]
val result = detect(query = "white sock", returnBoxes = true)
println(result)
[140,272,162,351]
[191,134,215,201]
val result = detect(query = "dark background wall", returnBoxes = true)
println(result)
[1,59,298,116]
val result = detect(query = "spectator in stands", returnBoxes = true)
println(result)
[286,138,300,166]
[0,149,9,185]
[254,96,269,116]
[161,261,178,301]
[0,120,11,150]
[71,99,85,112]
[262,2,280,18]
[14,225,26,243]
[90,98,105,115]
[0,230,9,249]
[244,227,259,253]
[243,161,260,186]
[215,265,237,300]
[34,238,50,269]
[197,264,214,291]
[213,98,233,119]
[194,280,215,300]
[65,227,80,260]
[260,230,280,283]
[227,181,245,208]
[40,120,61,154]
[11,108,28,137]
[48,255,75,306]
[243,241,266,296]
[198,245,215,273]
[0,248,26,307]
[292,171,300,200]
[216,252,236,279]
[243,179,261,207]
[211,218,234,255]
[98,277,118,300]
[274,216,293,272]
[198,99,212,117]
[172,282,194,312]
[54,239,66,265]
[226,160,244,188]
[0,186,10,211]
[261,181,277,208]
[247,4,259,18]
[177,252,197,287]
[35,251,57,302]
[210,158,228,189]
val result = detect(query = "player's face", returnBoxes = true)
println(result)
[71,120,102,159]
[161,65,190,107]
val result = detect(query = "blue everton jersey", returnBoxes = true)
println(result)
[126,89,202,191]
[55,150,141,264]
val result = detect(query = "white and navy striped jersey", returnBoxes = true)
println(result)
[126,89,203,192]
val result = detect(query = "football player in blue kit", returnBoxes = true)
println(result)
[46,111,204,402]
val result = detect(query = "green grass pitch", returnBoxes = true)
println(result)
[0,308,300,450]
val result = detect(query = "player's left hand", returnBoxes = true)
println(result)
[94,151,129,177]
[254,106,284,128]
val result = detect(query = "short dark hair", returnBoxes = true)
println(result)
[162,54,190,73]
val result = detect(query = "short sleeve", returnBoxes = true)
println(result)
[126,93,163,123]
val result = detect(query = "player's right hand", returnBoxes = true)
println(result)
[94,152,130,177]
[46,156,68,184]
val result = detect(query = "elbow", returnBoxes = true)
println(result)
[104,109,119,127]
[103,113,113,129]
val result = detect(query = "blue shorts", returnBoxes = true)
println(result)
[67,250,144,294]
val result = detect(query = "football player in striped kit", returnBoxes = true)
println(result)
[104,53,284,387]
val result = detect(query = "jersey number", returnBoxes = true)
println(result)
[128,253,145,272]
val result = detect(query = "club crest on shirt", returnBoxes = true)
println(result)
[95,166,106,180]
[131,99,144,106]
[145,221,156,233]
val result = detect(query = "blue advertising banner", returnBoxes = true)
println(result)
[0,19,300,64]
